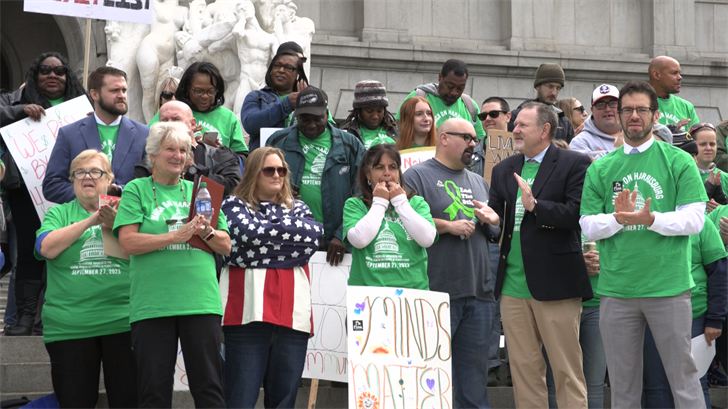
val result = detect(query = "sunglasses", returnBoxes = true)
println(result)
[39,65,68,76]
[160,91,174,100]
[477,110,508,121]
[688,122,716,135]
[573,106,586,114]
[262,166,287,177]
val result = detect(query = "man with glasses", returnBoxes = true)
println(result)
[580,81,707,408]
[569,84,623,160]
[488,102,592,408]
[509,63,575,143]
[649,56,700,132]
[45,66,149,204]
[404,117,500,409]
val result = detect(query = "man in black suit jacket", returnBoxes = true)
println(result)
[488,102,592,408]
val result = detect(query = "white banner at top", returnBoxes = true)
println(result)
[24,0,153,25]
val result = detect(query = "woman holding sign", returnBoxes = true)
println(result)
[34,149,137,407]
[114,122,231,407]
[344,144,437,289]
[220,147,322,409]
[1,52,88,336]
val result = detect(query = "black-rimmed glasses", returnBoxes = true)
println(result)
[72,169,106,180]
[272,63,297,73]
[445,132,478,144]
[619,107,653,118]
[191,87,217,98]
[593,101,618,110]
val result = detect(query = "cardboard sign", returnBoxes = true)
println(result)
[24,0,153,25]
[400,147,436,172]
[482,130,515,184]
[0,95,93,219]
[347,286,452,409]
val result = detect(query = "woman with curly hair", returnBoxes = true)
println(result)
[395,96,437,150]
[340,80,398,149]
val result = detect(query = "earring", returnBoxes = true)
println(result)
[367,180,371,186]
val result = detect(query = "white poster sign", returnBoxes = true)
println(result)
[24,0,153,25]
[400,147,436,172]
[347,286,452,409]
[0,95,94,219]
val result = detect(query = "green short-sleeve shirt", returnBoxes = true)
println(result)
[360,126,396,149]
[299,128,332,224]
[396,91,486,140]
[690,219,727,318]
[149,106,248,153]
[657,95,700,132]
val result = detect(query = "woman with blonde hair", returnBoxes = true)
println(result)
[220,146,323,408]
[157,76,179,111]
[396,96,437,150]
[556,97,588,136]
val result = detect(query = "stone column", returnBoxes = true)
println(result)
[502,0,558,52]
[641,0,699,60]
[359,0,411,43]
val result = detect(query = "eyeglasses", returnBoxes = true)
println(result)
[72,169,106,180]
[542,83,563,92]
[191,87,217,98]
[573,106,586,114]
[445,132,478,144]
[689,122,716,135]
[272,63,297,73]
[619,106,654,118]
[262,166,288,177]
[160,91,174,100]
[39,65,68,76]
[593,100,618,110]
[477,110,508,121]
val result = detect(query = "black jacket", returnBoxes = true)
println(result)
[508,98,576,143]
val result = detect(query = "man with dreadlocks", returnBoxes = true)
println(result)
[340,80,399,149]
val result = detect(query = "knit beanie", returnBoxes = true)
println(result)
[353,80,388,109]
[534,63,565,88]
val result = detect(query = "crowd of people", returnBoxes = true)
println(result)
[0,42,727,409]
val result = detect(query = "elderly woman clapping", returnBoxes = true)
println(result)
[35,149,137,408]
[113,122,231,407]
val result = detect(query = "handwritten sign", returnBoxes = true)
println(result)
[347,286,452,409]
[24,0,153,24]
[0,95,93,219]
[483,130,515,184]
[400,147,436,172]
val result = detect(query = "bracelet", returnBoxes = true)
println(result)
[202,229,215,242]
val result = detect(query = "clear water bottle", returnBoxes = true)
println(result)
[196,182,212,221]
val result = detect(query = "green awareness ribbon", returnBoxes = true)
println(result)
[443,180,475,220]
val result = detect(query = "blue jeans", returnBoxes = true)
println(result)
[487,242,504,370]
[545,305,606,409]
[3,220,17,328]
[642,314,710,408]
[450,296,493,409]
[223,322,309,409]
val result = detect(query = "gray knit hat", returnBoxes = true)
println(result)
[353,80,389,109]
[534,63,565,88]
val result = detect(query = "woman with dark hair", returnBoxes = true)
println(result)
[343,144,436,289]
[1,52,89,336]
[149,62,248,155]
[240,49,308,150]
[396,96,437,151]
[341,80,399,149]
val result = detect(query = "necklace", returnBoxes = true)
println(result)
[151,177,188,209]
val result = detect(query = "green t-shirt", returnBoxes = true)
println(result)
[48,97,64,107]
[581,141,708,298]
[149,106,248,153]
[689,219,727,319]
[97,124,119,163]
[396,90,486,140]
[343,196,434,290]
[657,95,699,132]
[699,168,728,203]
[581,232,601,308]
[112,177,228,323]
[708,204,728,229]
[36,199,131,343]
[501,162,539,299]
[299,128,332,224]
[360,125,396,149]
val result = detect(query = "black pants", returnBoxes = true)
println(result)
[7,186,44,281]
[44,331,138,408]
[131,314,224,408]
[717,315,728,373]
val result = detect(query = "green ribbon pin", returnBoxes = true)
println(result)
[443,180,475,220]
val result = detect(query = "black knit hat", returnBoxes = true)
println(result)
[534,63,565,88]
[353,80,388,109]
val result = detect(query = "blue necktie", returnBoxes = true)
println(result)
[630,148,639,154]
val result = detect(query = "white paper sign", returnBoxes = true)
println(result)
[260,127,283,148]
[24,0,153,25]
[400,147,436,172]
[691,334,716,376]
[0,95,94,219]
[347,286,452,409]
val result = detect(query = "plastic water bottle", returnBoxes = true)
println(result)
[196,182,212,221]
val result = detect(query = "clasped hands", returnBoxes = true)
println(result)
[173,214,214,243]
[613,189,655,226]
[372,180,405,201]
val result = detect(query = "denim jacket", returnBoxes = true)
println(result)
[241,86,294,150]
[467,137,487,177]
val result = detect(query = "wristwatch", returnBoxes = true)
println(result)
[532,199,538,215]
[202,228,215,242]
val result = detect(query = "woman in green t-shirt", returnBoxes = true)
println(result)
[35,149,136,407]
[343,144,436,289]
[114,122,232,407]
[340,80,399,149]
[395,96,437,151]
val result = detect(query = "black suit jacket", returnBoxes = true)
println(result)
[488,144,593,301]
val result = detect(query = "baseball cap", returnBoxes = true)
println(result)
[295,87,328,117]
[591,84,619,106]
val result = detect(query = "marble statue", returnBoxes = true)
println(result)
[273,2,314,77]
[104,21,150,121]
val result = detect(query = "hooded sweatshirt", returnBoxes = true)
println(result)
[568,116,619,160]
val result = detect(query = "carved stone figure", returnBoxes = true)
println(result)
[273,2,314,77]
[105,21,150,122]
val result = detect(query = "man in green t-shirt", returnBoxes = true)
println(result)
[580,81,707,408]
[649,56,699,132]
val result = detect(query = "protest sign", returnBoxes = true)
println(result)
[482,129,515,184]
[347,286,452,409]
[0,95,93,219]
[400,147,436,172]
[24,0,153,25]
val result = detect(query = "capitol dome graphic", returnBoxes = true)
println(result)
[634,183,645,211]
[311,152,326,174]
[80,229,105,262]
[167,210,188,232]
[374,222,398,254]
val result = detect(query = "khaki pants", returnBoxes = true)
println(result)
[501,295,588,409]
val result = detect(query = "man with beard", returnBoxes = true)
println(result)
[404,118,501,409]
[45,66,149,203]
[488,102,592,408]
[649,56,699,132]
[580,81,707,408]
[508,63,575,143]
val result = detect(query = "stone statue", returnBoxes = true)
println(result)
[105,21,150,121]
[273,2,314,77]
[136,0,187,122]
